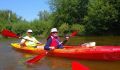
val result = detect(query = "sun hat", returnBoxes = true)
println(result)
[27,29,33,32]
[51,28,58,32]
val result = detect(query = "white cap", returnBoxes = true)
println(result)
[51,28,58,32]
[27,29,33,32]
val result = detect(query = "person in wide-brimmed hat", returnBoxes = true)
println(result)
[44,28,69,50]
[20,29,42,48]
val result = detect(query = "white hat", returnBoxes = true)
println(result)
[27,29,33,32]
[51,28,58,32]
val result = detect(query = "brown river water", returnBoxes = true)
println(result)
[0,36,120,70]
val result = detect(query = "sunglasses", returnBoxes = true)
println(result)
[28,32,32,33]
[52,32,58,33]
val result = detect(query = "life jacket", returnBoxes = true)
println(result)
[25,41,37,48]
[50,36,59,48]
[23,36,37,48]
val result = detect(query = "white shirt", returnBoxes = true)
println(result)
[20,36,39,47]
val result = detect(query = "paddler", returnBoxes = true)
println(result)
[44,28,69,50]
[20,29,42,48]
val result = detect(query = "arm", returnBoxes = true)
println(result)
[20,36,30,47]
[33,37,42,44]
[61,36,69,45]
[20,39,26,47]
[44,38,52,50]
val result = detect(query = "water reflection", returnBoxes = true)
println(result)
[45,57,72,70]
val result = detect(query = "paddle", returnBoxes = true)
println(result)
[1,29,19,38]
[72,61,90,70]
[26,50,48,64]
[26,31,78,64]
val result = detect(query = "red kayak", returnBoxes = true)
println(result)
[11,43,120,61]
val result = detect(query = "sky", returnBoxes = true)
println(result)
[0,0,50,21]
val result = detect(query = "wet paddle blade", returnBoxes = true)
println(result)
[72,61,89,70]
[26,51,47,64]
[1,29,19,38]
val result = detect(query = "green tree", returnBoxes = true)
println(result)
[105,0,120,35]
[0,10,22,31]
[38,10,51,21]
[84,0,118,35]
[49,0,88,27]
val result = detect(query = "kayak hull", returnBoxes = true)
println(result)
[11,43,120,61]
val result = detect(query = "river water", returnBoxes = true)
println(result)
[0,36,120,70]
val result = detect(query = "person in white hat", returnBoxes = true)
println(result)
[20,29,42,48]
[44,28,69,50]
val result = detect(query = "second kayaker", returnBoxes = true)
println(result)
[20,29,42,48]
[44,28,69,50]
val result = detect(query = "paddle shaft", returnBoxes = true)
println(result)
[26,51,48,63]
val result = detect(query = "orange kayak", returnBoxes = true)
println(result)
[11,43,120,61]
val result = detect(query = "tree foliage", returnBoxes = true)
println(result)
[84,0,119,35]
[49,0,88,26]
[0,10,22,31]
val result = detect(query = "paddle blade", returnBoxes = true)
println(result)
[1,29,19,38]
[72,61,89,70]
[26,51,47,64]
[71,31,77,37]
